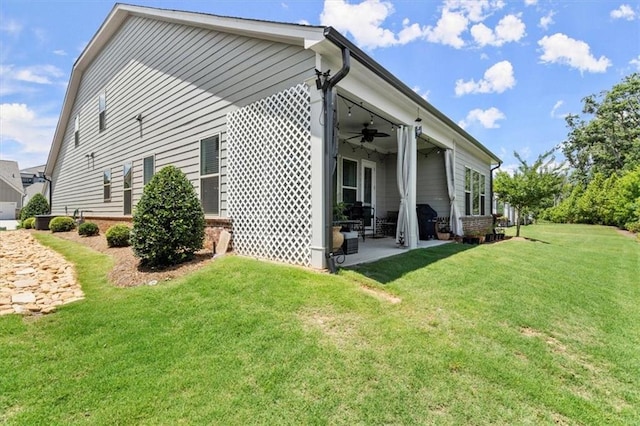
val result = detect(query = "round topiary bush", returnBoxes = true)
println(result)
[22,217,36,229]
[106,224,131,247]
[20,193,49,221]
[131,165,205,267]
[78,221,99,237]
[49,216,75,233]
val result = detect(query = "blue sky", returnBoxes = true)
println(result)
[1,0,639,171]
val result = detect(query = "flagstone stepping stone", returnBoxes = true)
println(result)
[216,230,231,256]
[14,279,37,288]
[11,292,36,304]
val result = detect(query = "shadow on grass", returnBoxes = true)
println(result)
[344,242,474,285]
[512,236,550,244]
[136,252,213,272]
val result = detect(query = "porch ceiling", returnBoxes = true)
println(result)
[335,92,440,154]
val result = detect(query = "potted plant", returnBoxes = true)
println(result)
[332,202,348,251]
[484,225,495,243]
[437,225,451,241]
[463,230,484,244]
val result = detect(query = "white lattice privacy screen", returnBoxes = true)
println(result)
[227,84,313,266]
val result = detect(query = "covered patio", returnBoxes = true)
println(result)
[331,87,462,259]
[338,236,451,267]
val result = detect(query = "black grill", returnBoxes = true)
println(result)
[416,204,438,240]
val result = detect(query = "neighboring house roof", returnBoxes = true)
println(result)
[20,164,45,176]
[0,160,24,195]
[24,182,46,202]
[45,3,500,175]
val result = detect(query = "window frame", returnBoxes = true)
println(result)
[103,169,112,202]
[340,157,358,205]
[199,135,221,215]
[123,162,132,215]
[143,155,155,186]
[74,114,80,147]
[464,167,487,216]
[98,91,106,132]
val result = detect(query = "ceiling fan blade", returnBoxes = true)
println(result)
[374,132,390,137]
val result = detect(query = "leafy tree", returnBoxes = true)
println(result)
[494,151,564,237]
[20,193,49,221]
[563,73,640,182]
[131,166,205,267]
[610,166,640,228]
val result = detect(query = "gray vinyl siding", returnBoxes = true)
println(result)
[416,151,448,217]
[51,15,316,217]
[455,143,491,216]
[0,181,22,208]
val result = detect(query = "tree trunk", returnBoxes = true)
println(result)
[516,209,521,237]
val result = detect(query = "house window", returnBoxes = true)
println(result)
[465,168,471,215]
[123,162,132,215]
[143,155,154,185]
[98,92,106,131]
[341,158,358,205]
[464,167,486,216]
[74,114,80,146]
[480,174,486,216]
[200,135,220,215]
[103,170,111,201]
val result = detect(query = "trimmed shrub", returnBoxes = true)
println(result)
[78,221,99,237]
[131,165,205,267]
[49,216,75,233]
[20,193,49,221]
[106,224,131,247]
[22,217,36,229]
[625,221,640,234]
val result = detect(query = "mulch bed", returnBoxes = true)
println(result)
[45,230,215,287]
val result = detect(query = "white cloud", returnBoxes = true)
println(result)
[424,9,468,49]
[524,0,537,5]
[471,14,525,46]
[480,53,489,60]
[0,18,22,36]
[444,0,505,23]
[53,49,67,56]
[0,103,57,166]
[610,4,636,20]
[455,60,515,95]
[539,11,555,30]
[630,55,640,71]
[1,64,65,85]
[320,0,425,49]
[424,0,507,48]
[412,86,430,100]
[550,100,567,118]
[458,107,506,129]
[538,33,611,73]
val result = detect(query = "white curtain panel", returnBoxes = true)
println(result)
[445,149,462,235]
[396,126,411,246]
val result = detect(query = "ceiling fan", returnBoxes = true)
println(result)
[346,123,390,143]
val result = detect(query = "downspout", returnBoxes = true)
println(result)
[490,162,502,216]
[321,45,350,273]
[42,174,53,214]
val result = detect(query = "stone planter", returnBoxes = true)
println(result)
[332,226,344,251]
[436,231,450,240]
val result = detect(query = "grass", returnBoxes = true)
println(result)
[1,224,638,424]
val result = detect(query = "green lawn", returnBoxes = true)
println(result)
[1,224,638,424]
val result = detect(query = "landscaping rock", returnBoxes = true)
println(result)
[11,293,36,304]
[0,231,84,316]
